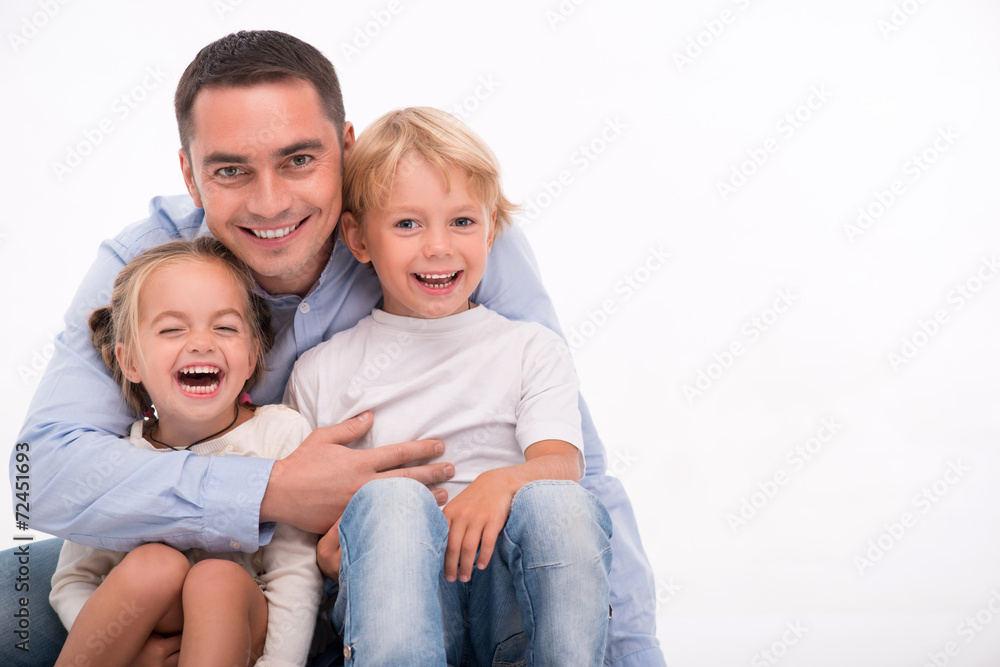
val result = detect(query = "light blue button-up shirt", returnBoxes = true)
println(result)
[14,195,664,666]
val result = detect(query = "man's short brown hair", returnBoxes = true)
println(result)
[174,30,346,154]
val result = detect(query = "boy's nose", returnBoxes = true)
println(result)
[423,228,453,256]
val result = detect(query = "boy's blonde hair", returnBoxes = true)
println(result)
[90,237,274,417]
[342,107,517,235]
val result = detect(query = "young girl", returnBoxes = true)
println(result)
[49,237,322,667]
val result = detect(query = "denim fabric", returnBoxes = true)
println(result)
[333,478,613,666]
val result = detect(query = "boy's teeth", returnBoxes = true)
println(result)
[251,223,299,239]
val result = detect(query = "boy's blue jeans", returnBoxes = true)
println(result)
[333,477,613,666]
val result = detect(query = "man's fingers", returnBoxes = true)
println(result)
[367,438,446,472]
[313,411,374,446]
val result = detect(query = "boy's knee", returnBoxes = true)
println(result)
[341,479,446,557]
[507,481,612,558]
[346,478,441,529]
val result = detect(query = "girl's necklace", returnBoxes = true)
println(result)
[146,402,240,451]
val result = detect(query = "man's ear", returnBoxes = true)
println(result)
[178,148,204,208]
[341,121,356,161]
[115,342,142,384]
[340,212,371,263]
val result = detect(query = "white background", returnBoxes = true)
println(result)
[3,1,1000,665]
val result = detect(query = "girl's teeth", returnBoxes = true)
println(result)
[180,382,220,394]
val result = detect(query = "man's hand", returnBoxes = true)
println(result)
[261,411,454,534]
[130,633,181,667]
[442,468,519,583]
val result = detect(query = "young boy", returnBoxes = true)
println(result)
[284,107,612,665]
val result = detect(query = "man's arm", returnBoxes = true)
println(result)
[14,200,273,552]
[473,226,666,666]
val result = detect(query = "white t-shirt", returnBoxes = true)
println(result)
[284,306,584,502]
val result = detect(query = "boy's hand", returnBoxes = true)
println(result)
[442,468,518,582]
[316,519,343,581]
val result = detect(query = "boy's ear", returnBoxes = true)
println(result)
[487,208,497,253]
[341,212,372,263]
[115,342,142,384]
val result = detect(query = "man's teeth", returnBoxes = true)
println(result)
[251,223,299,239]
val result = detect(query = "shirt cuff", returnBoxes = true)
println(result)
[201,455,274,552]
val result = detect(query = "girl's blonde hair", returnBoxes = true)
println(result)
[342,106,518,234]
[89,237,274,417]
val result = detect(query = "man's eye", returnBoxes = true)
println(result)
[217,166,244,179]
[290,155,312,167]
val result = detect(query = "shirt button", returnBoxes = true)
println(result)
[343,645,352,660]
[229,540,241,550]
[299,302,310,314]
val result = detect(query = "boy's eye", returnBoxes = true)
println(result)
[453,217,474,228]
[395,219,417,230]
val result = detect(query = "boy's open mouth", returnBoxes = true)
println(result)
[176,366,223,394]
[414,271,461,289]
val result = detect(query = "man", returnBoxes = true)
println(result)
[5,30,664,666]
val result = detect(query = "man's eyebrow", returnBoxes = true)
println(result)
[202,152,249,167]
[201,140,326,167]
[275,140,325,158]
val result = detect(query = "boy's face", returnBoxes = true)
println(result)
[342,155,495,319]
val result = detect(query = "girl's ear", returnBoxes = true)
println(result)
[115,342,142,383]
[341,212,372,263]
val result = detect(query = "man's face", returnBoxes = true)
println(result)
[180,78,354,297]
